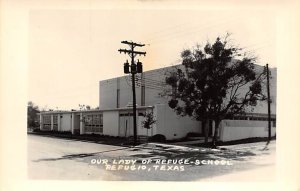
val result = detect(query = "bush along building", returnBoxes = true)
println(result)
[38,64,276,142]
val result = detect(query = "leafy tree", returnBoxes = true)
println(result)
[27,101,40,129]
[142,112,156,137]
[164,35,267,148]
[78,104,91,110]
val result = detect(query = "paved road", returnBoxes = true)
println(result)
[28,134,132,180]
[27,134,276,181]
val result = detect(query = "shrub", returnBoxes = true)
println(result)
[148,134,166,143]
[32,128,41,132]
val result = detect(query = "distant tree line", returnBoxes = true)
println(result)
[27,101,40,129]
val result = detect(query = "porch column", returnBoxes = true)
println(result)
[71,113,75,134]
[58,114,61,132]
[39,114,43,130]
[80,113,84,135]
[50,114,54,131]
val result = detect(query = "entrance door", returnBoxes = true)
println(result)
[119,115,126,137]
[119,113,133,137]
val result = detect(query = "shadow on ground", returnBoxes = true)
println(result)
[33,147,129,162]
[28,132,129,147]
[33,142,258,163]
[128,145,257,165]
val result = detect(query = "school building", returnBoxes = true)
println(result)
[38,64,277,142]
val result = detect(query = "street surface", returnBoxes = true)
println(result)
[28,134,275,181]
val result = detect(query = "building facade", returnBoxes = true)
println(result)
[38,64,277,141]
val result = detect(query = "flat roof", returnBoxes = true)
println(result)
[38,105,154,115]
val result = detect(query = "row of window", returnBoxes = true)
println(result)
[84,114,103,133]
[42,114,104,133]
[42,115,60,122]
[42,113,276,123]
[41,113,276,133]
[225,116,276,127]
[43,115,51,125]
[84,114,103,127]
[226,116,276,122]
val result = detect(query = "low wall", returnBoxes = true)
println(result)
[220,120,276,142]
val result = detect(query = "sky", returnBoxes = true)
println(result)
[28,9,277,110]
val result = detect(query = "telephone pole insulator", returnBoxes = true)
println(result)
[137,60,143,73]
[124,60,130,74]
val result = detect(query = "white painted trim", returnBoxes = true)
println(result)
[39,114,43,130]
[80,113,84,135]
[71,113,75,134]
[50,115,54,131]
[57,114,61,131]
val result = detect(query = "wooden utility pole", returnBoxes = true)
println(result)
[119,41,146,145]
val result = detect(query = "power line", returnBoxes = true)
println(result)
[146,19,236,45]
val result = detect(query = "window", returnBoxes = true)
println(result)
[53,115,58,131]
[42,115,51,130]
[84,114,103,133]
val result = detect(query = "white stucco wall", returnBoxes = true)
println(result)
[103,111,119,137]
[99,67,175,110]
[100,78,119,109]
[153,104,201,140]
[99,65,276,116]
[119,77,135,107]
[220,120,276,141]
[137,115,156,137]
[60,113,72,132]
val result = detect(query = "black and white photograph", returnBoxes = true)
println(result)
[1,0,300,190]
